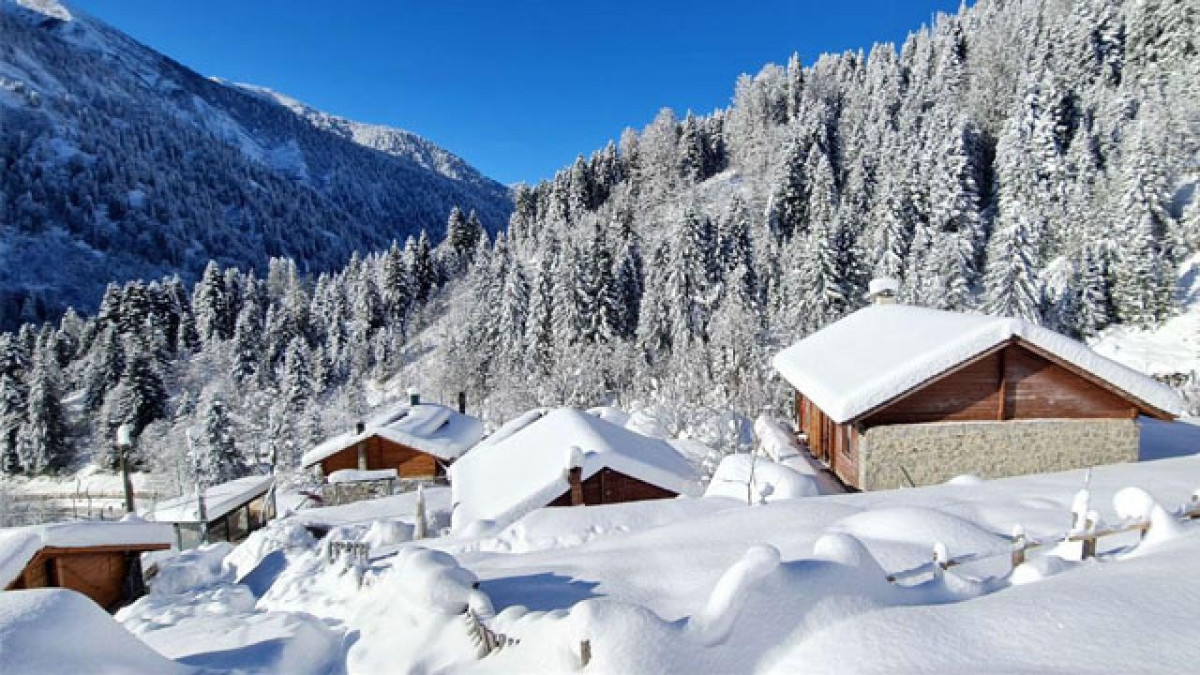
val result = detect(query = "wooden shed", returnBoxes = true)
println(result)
[301,403,483,481]
[147,475,274,550]
[449,408,702,531]
[1,520,173,611]
[773,303,1182,491]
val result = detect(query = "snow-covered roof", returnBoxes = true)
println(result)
[772,304,1184,424]
[148,475,273,524]
[450,408,702,531]
[301,403,484,468]
[0,516,173,588]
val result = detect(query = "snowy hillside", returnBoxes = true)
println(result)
[0,0,511,328]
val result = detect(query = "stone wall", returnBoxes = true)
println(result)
[859,419,1139,491]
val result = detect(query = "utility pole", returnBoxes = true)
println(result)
[117,424,136,514]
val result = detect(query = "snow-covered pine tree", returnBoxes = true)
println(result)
[983,212,1044,322]
[196,391,245,485]
[17,343,69,474]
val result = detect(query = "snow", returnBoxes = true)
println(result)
[148,475,272,523]
[704,454,820,503]
[326,468,398,484]
[0,589,189,675]
[301,403,483,468]
[772,304,1184,423]
[288,487,452,533]
[0,516,173,588]
[449,408,702,532]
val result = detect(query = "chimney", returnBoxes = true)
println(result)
[568,467,584,506]
[457,391,467,415]
[865,277,899,305]
[407,387,420,406]
[355,420,365,435]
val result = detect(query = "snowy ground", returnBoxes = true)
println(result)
[4,418,1196,673]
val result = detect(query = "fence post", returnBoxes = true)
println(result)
[1081,515,1097,559]
[580,639,591,668]
[1011,525,1027,569]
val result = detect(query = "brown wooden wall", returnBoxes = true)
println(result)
[860,342,1139,426]
[319,436,441,478]
[6,544,166,611]
[795,393,859,488]
[547,468,679,507]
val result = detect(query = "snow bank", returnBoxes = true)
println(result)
[773,304,1183,423]
[0,589,189,674]
[150,542,234,595]
[686,544,782,645]
[136,610,340,675]
[705,454,819,503]
[224,520,315,580]
[829,506,1011,572]
[754,415,802,462]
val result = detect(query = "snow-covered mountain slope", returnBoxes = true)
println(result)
[0,0,511,329]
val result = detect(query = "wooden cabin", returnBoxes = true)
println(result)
[449,408,702,531]
[774,299,1182,491]
[301,403,483,482]
[148,475,273,550]
[1,520,173,611]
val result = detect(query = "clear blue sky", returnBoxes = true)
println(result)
[72,1,966,185]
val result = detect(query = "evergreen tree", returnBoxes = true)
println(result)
[196,392,245,484]
[983,213,1044,322]
[17,345,69,474]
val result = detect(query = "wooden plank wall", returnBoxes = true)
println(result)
[320,436,441,478]
[862,343,1138,427]
[548,469,678,507]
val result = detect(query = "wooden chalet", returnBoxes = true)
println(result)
[449,408,702,531]
[773,291,1182,491]
[1,520,173,611]
[301,402,483,481]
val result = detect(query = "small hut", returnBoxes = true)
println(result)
[772,295,1183,491]
[301,402,483,483]
[1,518,173,611]
[450,408,701,531]
[147,475,274,550]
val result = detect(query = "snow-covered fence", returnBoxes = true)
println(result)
[887,489,1200,584]
[463,608,519,658]
[329,541,370,566]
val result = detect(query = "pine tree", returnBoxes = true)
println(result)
[192,261,231,343]
[17,345,69,474]
[983,213,1043,322]
[197,392,245,484]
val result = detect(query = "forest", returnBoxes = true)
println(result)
[0,0,1196,495]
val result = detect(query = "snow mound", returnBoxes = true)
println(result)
[829,506,1010,570]
[150,542,234,595]
[383,547,478,615]
[1010,555,1074,586]
[0,588,189,674]
[754,415,803,462]
[705,454,819,503]
[687,544,782,646]
[1113,486,1186,550]
[361,519,414,549]
[224,521,315,580]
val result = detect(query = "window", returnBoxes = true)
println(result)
[228,505,250,542]
[207,518,229,543]
[177,523,204,550]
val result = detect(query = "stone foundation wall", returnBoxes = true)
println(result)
[859,419,1139,491]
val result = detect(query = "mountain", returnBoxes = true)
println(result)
[0,0,512,330]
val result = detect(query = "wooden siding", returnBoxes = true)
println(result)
[795,392,859,488]
[6,543,169,611]
[548,468,679,507]
[319,435,442,478]
[860,342,1138,427]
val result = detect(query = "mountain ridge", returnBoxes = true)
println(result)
[0,0,511,329]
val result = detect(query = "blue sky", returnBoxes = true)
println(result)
[72,1,967,185]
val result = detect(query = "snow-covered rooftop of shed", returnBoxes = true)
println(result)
[450,408,702,531]
[772,304,1184,424]
[0,516,173,588]
[301,403,484,468]
[148,475,273,523]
